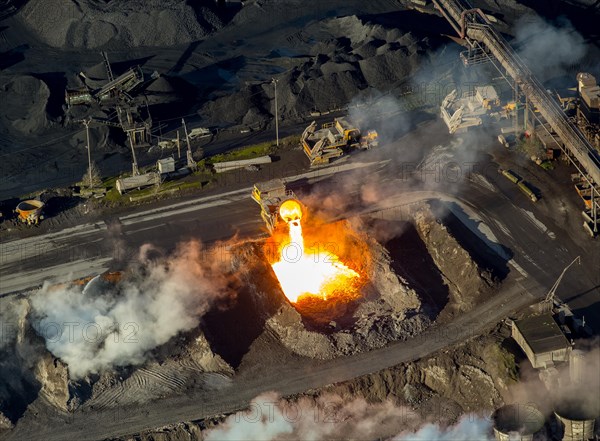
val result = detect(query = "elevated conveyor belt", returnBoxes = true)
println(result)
[432,0,600,199]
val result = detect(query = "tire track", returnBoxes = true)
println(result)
[137,366,187,390]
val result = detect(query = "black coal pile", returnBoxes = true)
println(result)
[198,15,432,128]
[0,75,52,137]
[15,0,233,49]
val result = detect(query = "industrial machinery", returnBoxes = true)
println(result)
[517,181,538,202]
[498,168,538,202]
[440,89,484,134]
[251,179,303,233]
[65,52,145,108]
[500,168,520,184]
[301,117,378,166]
[431,0,600,236]
[493,404,545,441]
[15,200,44,225]
[554,408,597,441]
[66,51,153,170]
[540,255,581,311]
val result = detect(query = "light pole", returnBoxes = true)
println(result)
[272,78,279,146]
[84,118,93,188]
[129,134,140,176]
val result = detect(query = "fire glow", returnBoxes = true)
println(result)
[270,200,361,303]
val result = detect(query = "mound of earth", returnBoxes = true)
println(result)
[412,203,496,315]
[0,412,12,430]
[144,76,196,105]
[80,332,233,412]
[16,0,229,49]
[327,334,516,418]
[263,222,429,359]
[0,75,52,137]
[0,281,234,426]
[253,203,500,359]
[0,298,64,425]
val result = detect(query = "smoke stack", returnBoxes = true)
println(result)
[569,349,586,385]
[554,408,597,441]
[492,404,545,441]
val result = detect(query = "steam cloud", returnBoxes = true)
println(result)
[29,240,237,378]
[0,301,26,350]
[514,15,587,80]
[205,392,419,441]
[348,94,411,143]
[506,341,600,418]
[393,415,493,441]
[205,344,600,440]
[204,392,499,441]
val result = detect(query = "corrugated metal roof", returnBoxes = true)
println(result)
[514,313,570,354]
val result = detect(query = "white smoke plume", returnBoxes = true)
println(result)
[513,15,587,81]
[393,415,493,441]
[300,132,482,227]
[204,392,499,441]
[205,393,294,441]
[203,345,600,440]
[348,94,412,143]
[506,341,600,418]
[29,240,238,378]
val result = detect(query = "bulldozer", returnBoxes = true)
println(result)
[301,117,378,166]
[251,179,303,233]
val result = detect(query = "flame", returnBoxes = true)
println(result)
[269,208,362,304]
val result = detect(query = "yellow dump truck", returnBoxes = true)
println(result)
[301,117,378,166]
[251,179,303,233]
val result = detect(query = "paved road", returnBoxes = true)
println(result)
[0,159,379,296]
[2,141,599,440]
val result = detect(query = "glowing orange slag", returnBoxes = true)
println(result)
[271,200,360,303]
[279,199,303,225]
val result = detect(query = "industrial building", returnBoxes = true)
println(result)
[576,72,600,152]
[432,0,600,237]
[511,314,571,369]
[577,73,600,126]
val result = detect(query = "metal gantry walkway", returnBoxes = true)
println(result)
[432,0,600,234]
